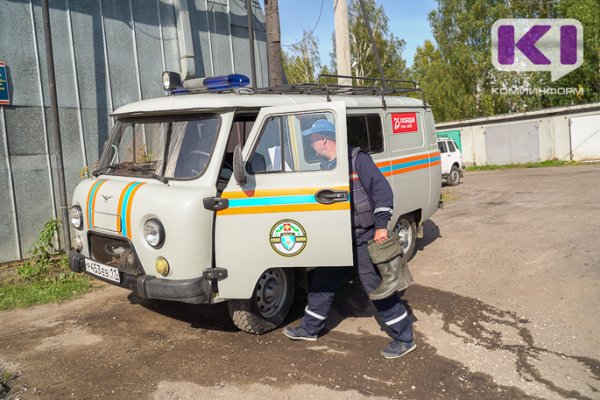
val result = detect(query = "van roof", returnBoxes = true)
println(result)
[113,93,426,117]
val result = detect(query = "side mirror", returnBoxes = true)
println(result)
[233,145,247,185]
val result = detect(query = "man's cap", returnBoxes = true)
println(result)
[301,119,336,139]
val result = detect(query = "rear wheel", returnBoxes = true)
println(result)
[394,214,417,261]
[227,268,295,334]
[447,165,461,186]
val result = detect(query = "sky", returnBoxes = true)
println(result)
[278,0,438,68]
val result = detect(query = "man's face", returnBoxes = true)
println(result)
[310,133,327,158]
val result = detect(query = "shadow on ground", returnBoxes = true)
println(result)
[416,219,441,253]
[129,293,238,333]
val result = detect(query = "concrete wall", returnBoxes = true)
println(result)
[0,0,267,263]
[436,103,600,166]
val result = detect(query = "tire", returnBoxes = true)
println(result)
[227,268,295,334]
[447,165,461,186]
[394,214,417,261]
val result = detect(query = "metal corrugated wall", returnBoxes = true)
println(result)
[0,0,267,263]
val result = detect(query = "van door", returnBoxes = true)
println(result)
[438,140,450,175]
[215,102,353,299]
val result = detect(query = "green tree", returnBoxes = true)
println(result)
[411,0,598,122]
[553,0,600,104]
[347,0,408,83]
[411,40,467,122]
[282,31,321,84]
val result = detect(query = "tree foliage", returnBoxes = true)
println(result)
[282,31,322,84]
[283,0,408,85]
[555,0,600,103]
[346,0,408,83]
[411,0,600,122]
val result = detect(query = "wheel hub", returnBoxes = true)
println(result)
[255,269,288,319]
[396,222,412,253]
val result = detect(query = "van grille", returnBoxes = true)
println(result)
[88,233,144,275]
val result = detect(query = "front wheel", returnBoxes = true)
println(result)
[227,268,295,334]
[394,214,417,261]
[447,165,461,186]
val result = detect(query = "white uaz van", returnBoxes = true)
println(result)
[437,137,463,186]
[68,74,442,334]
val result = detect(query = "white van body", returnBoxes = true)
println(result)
[68,89,441,333]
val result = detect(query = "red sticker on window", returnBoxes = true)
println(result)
[391,112,418,133]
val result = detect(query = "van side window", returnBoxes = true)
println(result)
[347,115,384,154]
[447,141,457,152]
[438,141,447,153]
[218,114,257,192]
[248,111,334,174]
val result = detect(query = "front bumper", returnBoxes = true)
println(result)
[69,250,213,304]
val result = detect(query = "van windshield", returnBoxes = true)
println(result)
[94,114,220,180]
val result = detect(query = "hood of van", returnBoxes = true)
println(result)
[73,177,216,280]
[80,178,148,238]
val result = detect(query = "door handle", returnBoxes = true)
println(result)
[315,189,348,205]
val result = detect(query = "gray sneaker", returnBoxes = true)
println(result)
[381,340,416,359]
[283,326,318,341]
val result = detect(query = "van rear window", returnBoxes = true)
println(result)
[347,115,384,154]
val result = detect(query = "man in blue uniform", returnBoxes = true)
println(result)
[283,119,415,359]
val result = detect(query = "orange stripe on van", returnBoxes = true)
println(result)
[390,153,431,165]
[222,186,349,199]
[389,162,433,176]
[218,201,350,216]
[124,183,146,239]
[89,180,109,229]
[117,181,135,232]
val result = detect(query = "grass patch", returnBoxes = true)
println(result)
[441,188,461,202]
[1,370,16,384]
[0,258,92,311]
[0,219,93,311]
[1,367,18,396]
[466,159,577,171]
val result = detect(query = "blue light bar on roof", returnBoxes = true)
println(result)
[203,74,250,91]
[162,71,251,94]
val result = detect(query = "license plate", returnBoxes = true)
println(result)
[85,259,120,283]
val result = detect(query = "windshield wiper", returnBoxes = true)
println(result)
[128,165,169,184]
[92,164,124,177]
[150,173,169,184]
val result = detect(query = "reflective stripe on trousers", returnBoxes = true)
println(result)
[301,240,413,342]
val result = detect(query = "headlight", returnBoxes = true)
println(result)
[69,206,83,230]
[144,218,165,248]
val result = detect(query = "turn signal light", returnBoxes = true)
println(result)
[156,257,170,277]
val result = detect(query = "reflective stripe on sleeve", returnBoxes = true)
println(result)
[374,207,393,214]
[385,311,408,326]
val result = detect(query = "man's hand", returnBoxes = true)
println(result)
[373,228,388,244]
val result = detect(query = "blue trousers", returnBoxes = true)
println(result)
[300,240,413,342]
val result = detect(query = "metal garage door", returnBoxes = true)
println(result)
[570,115,600,161]
[485,122,539,165]
[437,129,462,152]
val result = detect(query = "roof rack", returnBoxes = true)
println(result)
[253,74,427,108]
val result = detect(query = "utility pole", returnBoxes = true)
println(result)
[246,0,258,87]
[358,0,385,82]
[41,0,71,252]
[334,0,352,85]
[264,0,283,86]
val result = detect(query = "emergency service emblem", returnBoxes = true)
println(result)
[269,220,307,257]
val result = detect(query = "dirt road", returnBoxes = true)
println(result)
[1,165,599,400]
